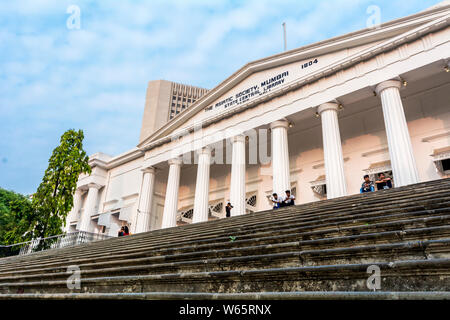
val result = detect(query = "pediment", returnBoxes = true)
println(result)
[180,41,382,128]
[138,3,450,149]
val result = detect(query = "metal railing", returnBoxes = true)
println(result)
[0,231,113,258]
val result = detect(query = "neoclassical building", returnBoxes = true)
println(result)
[66,3,450,236]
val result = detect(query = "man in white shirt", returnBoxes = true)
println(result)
[282,190,295,207]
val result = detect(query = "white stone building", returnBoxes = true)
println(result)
[66,3,450,237]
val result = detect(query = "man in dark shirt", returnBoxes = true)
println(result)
[375,173,393,190]
[225,202,233,217]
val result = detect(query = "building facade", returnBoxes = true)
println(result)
[66,3,450,237]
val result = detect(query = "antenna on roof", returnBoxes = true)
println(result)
[282,22,287,51]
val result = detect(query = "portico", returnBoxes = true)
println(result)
[68,4,450,234]
[142,65,448,229]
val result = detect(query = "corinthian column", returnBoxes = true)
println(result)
[135,166,156,233]
[317,102,347,199]
[271,119,290,197]
[375,80,419,187]
[192,147,211,223]
[230,134,246,216]
[162,158,182,229]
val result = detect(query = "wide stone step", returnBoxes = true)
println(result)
[1,291,449,300]
[2,179,448,266]
[2,189,449,270]
[2,223,449,281]
[2,223,448,277]
[1,208,449,274]
[1,258,449,294]
[1,179,450,299]
[1,239,449,285]
[1,182,448,268]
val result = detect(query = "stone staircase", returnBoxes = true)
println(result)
[0,178,449,299]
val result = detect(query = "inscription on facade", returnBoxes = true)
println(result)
[205,58,319,113]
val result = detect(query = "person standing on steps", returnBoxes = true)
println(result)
[375,173,393,191]
[225,202,233,217]
[360,175,375,193]
[271,193,281,209]
[282,190,295,207]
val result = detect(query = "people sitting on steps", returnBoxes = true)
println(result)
[118,225,130,237]
[271,190,296,209]
[375,172,393,191]
[271,193,281,209]
[281,190,295,207]
[360,174,375,193]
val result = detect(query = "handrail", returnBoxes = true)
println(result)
[0,231,114,258]
[0,233,69,248]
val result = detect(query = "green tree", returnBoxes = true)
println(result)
[0,188,33,245]
[3,196,35,244]
[30,129,91,243]
[1,129,90,253]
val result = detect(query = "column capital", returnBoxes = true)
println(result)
[270,119,289,130]
[87,183,102,190]
[317,102,340,115]
[168,157,183,166]
[375,79,402,95]
[196,146,212,156]
[141,166,156,174]
[231,134,246,144]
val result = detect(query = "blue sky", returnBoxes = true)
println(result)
[0,0,443,194]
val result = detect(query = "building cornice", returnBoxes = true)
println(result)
[138,4,450,150]
[89,148,144,171]
[106,148,144,169]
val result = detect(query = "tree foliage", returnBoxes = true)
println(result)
[0,188,34,245]
[31,129,91,240]
[1,129,91,246]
